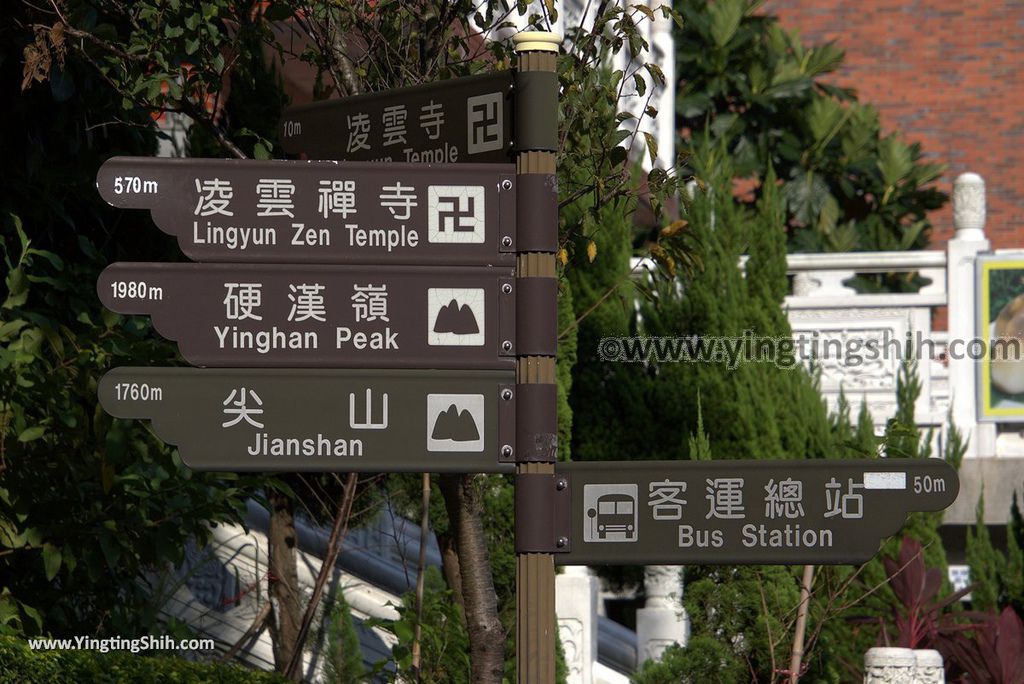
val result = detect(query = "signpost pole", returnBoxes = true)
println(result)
[513,30,560,684]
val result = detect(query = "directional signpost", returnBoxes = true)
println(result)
[279,72,515,163]
[519,458,960,565]
[99,367,515,473]
[92,30,960,684]
[98,262,516,369]
[96,157,517,265]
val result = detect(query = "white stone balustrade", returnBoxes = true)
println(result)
[863,647,945,683]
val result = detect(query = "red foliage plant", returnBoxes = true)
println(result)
[941,607,1024,684]
[879,537,980,649]
[876,537,1024,683]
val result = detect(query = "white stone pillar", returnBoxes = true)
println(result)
[636,565,688,664]
[864,647,916,683]
[862,647,946,683]
[556,566,599,684]
[914,649,945,683]
[947,172,995,457]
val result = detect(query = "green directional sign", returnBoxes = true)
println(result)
[99,367,516,472]
[95,156,516,266]
[552,459,959,565]
[97,262,516,369]
[280,72,514,163]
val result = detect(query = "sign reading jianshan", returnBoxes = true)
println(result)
[556,459,959,565]
[96,157,516,265]
[98,262,515,369]
[280,72,514,164]
[99,367,515,472]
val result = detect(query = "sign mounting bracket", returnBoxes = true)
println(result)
[515,473,572,554]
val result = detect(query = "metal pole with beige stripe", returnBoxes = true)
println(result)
[512,30,562,684]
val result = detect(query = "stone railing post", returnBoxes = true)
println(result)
[914,649,945,684]
[555,566,599,684]
[947,172,994,458]
[864,647,916,682]
[636,565,688,664]
[863,647,945,683]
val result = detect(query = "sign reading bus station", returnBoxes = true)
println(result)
[98,262,516,369]
[554,458,959,565]
[99,367,516,472]
[280,72,514,164]
[96,156,516,265]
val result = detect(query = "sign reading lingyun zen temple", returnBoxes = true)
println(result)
[279,72,514,164]
[96,157,516,265]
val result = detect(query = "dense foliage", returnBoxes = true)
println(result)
[673,0,947,255]
[1,4,270,639]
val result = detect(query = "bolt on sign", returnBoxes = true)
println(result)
[96,157,516,265]
[280,72,514,163]
[98,262,516,369]
[99,367,516,472]
[550,459,959,565]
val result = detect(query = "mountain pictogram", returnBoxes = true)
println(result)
[433,299,480,335]
[430,404,481,442]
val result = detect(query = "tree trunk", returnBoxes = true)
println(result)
[268,490,303,682]
[436,529,466,621]
[439,473,505,683]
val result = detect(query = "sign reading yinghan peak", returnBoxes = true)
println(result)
[555,458,959,565]
[98,367,516,472]
[96,156,516,265]
[97,262,516,369]
[280,72,514,164]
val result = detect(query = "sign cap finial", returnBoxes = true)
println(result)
[513,31,561,53]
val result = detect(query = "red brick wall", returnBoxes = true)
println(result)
[761,0,1024,249]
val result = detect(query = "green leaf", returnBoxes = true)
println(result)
[633,73,646,97]
[644,64,664,91]
[708,0,743,48]
[26,248,63,270]
[4,268,28,309]
[0,519,25,549]
[42,543,62,581]
[643,131,658,166]
[17,426,46,443]
[807,95,844,145]
[0,320,27,341]
[877,134,913,188]
[782,172,830,224]
[253,142,272,160]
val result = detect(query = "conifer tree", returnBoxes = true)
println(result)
[633,148,830,679]
[965,492,1004,611]
[964,487,1024,616]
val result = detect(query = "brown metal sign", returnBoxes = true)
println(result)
[98,367,516,472]
[96,157,516,265]
[552,459,959,565]
[98,262,516,369]
[280,72,514,163]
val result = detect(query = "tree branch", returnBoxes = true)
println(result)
[283,472,358,680]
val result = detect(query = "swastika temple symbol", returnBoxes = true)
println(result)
[428,186,485,243]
